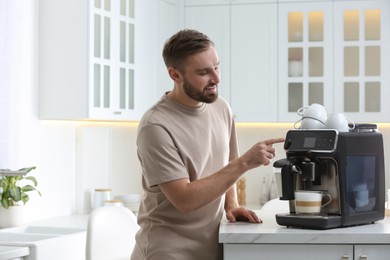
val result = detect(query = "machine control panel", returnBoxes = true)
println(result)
[284,130,338,152]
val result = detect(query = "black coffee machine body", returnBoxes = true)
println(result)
[273,126,385,229]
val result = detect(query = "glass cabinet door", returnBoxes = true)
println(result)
[333,1,390,122]
[92,0,112,110]
[119,0,135,112]
[279,3,333,122]
[90,0,135,118]
[341,9,380,113]
[279,0,390,123]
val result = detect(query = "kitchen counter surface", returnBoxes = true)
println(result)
[25,214,90,230]
[219,199,390,244]
[0,246,29,260]
[0,214,89,260]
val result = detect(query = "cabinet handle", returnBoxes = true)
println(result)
[359,255,368,260]
[341,255,350,260]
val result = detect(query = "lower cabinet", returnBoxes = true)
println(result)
[354,245,390,260]
[223,244,390,260]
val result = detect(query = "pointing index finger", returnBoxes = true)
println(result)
[264,138,285,146]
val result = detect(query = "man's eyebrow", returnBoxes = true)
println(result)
[195,61,220,72]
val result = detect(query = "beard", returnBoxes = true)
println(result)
[182,77,218,104]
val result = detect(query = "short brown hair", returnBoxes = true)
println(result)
[162,29,214,72]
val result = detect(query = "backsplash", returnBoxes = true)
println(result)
[74,122,390,211]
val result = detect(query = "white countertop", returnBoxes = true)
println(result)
[219,199,390,244]
[25,214,90,230]
[0,246,29,260]
[0,214,89,260]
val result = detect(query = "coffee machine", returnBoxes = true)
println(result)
[273,124,385,229]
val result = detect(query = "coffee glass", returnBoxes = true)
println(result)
[295,190,332,214]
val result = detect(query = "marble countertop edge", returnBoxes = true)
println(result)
[219,199,390,244]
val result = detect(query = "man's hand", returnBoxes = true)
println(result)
[226,207,262,223]
[240,138,285,170]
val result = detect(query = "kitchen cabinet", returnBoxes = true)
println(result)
[230,2,278,122]
[39,0,141,121]
[224,244,353,260]
[223,244,390,260]
[220,203,390,260]
[184,3,231,105]
[278,0,390,123]
[333,1,390,123]
[354,245,390,260]
[184,0,278,122]
[150,0,183,101]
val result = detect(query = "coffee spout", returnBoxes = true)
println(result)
[273,159,298,200]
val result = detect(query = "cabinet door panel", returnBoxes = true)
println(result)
[185,5,231,103]
[231,4,278,122]
[354,245,390,260]
[224,244,353,260]
[333,0,390,122]
[151,0,182,102]
[40,0,140,121]
[278,2,333,122]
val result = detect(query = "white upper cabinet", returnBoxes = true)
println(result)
[150,0,183,101]
[278,0,390,123]
[278,2,334,122]
[39,0,141,121]
[333,0,390,123]
[230,3,278,122]
[185,0,229,6]
[185,1,278,122]
[184,4,231,104]
[39,0,390,122]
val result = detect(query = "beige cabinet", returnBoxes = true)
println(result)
[278,0,390,123]
[39,0,139,121]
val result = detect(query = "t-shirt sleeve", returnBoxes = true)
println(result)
[137,124,189,187]
[229,118,239,162]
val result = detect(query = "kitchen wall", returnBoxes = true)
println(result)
[75,122,390,212]
[2,0,390,224]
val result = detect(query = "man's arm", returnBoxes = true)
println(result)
[159,138,285,214]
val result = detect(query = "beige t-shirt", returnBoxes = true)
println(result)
[131,94,239,260]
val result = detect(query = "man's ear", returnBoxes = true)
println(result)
[168,67,182,83]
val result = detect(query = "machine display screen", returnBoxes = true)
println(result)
[303,137,316,148]
[285,130,337,151]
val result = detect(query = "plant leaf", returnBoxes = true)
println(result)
[24,176,38,186]
[21,193,29,204]
[17,166,36,174]
[1,198,9,209]
[21,185,36,193]
[9,187,22,202]
[0,166,40,207]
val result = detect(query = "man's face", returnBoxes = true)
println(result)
[180,46,220,104]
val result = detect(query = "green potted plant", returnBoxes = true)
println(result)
[0,166,41,228]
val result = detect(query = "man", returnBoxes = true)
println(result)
[132,29,284,260]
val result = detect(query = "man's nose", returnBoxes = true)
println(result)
[210,69,220,84]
